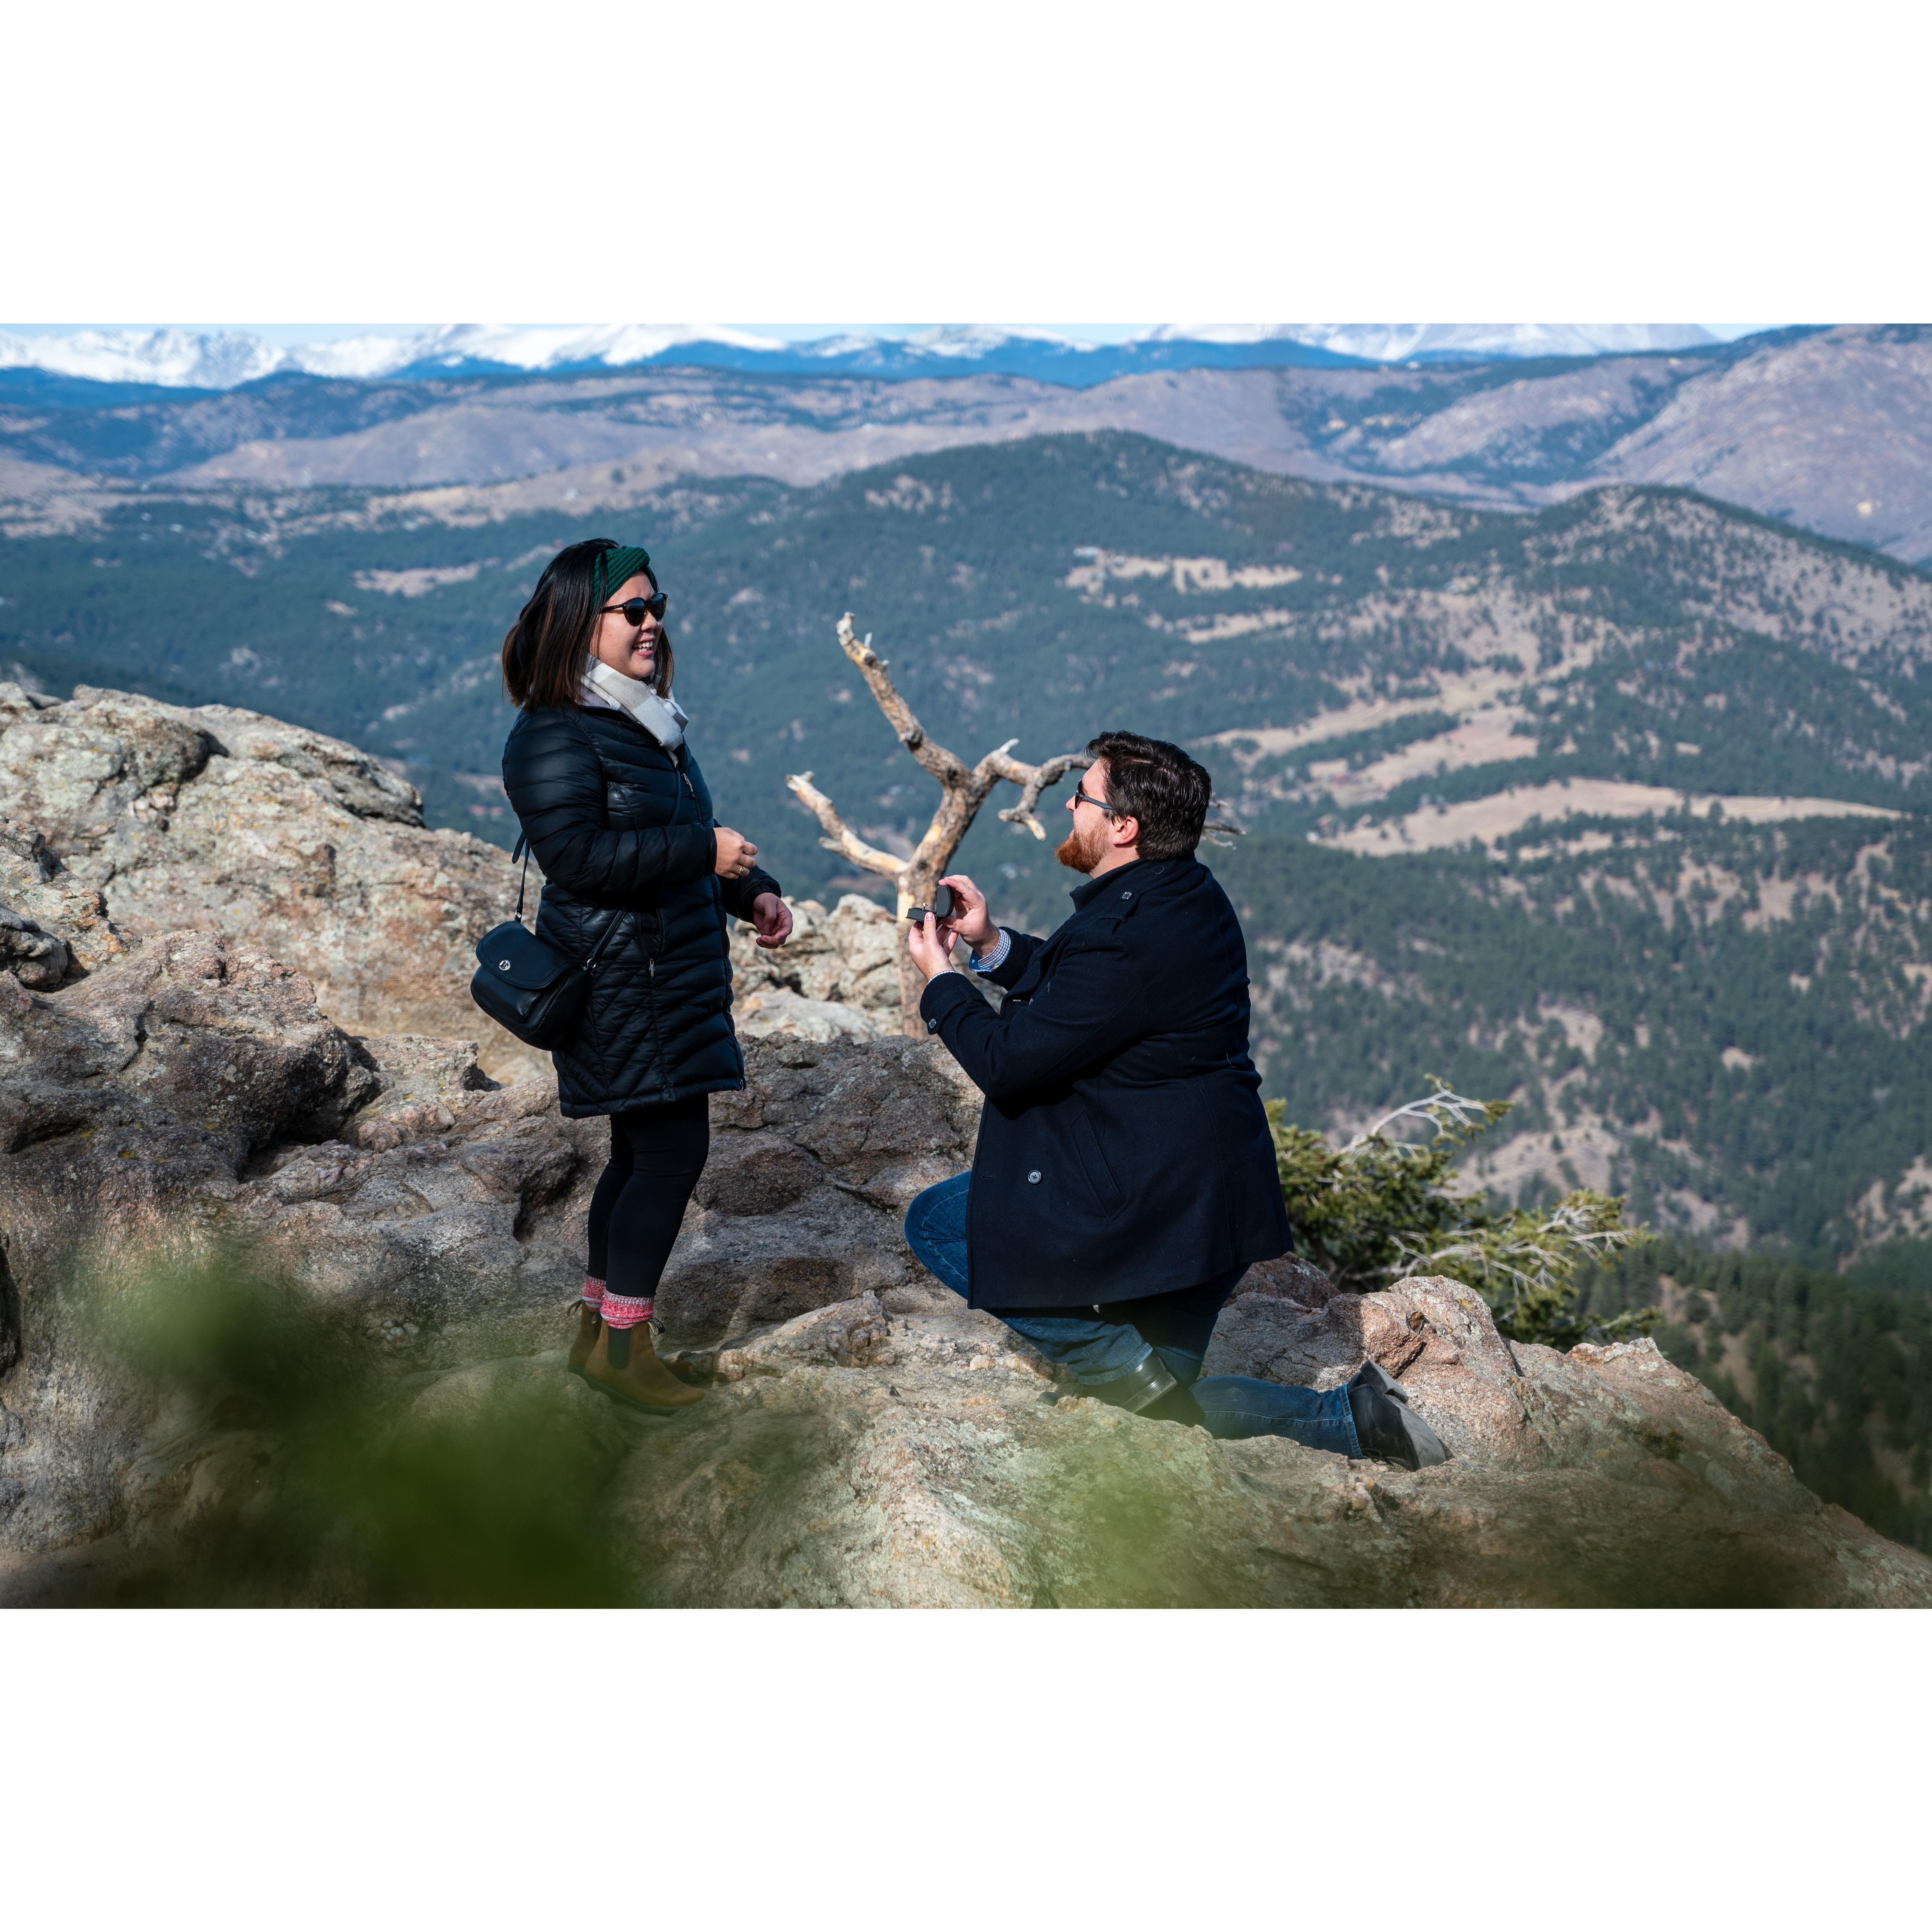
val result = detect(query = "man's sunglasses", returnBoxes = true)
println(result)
[1072,784,1120,817]
[602,591,668,626]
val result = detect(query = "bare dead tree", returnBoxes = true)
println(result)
[787,614,1084,1035]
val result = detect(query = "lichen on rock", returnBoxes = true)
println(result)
[0,681,534,1078]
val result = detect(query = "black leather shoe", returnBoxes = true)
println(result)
[1085,1353,1204,1426]
[1350,1358,1414,1407]
[1347,1362,1449,1469]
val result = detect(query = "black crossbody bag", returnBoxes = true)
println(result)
[470,838,626,1049]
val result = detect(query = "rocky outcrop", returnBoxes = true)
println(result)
[0,933,580,1555]
[727,892,900,1042]
[728,891,1004,1043]
[1,811,127,984]
[584,1277,1932,1607]
[0,940,978,1569]
[0,933,375,1218]
[0,682,537,1079]
[2,935,1925,1602]
[1,694,1928,1602]
[0,900,70,990]
[658,1033,978,1351]
[0,682,928,1068]
[34,1261,1922,1608]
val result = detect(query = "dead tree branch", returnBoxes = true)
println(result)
[1202,796,1248,848]
[783,772,905,879]
[834,613,968,787]
[789,613,1082,1035]
[993,750,1088,840]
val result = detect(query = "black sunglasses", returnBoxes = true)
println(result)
[602,591,668,625]
[1072,783,1120,817]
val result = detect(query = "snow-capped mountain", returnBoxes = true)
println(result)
[0,323,786,388]
[1141,323,1721,361]
[0,323,1352,390]
[375,323,788,375]
[0,328,295,388]
[0,322,1744,393]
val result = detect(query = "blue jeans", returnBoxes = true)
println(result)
[903,1174,1363,1457]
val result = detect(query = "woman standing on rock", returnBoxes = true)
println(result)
[501,539,792,1412]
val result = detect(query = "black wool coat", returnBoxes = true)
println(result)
[501,704,780,1117]
[918,856,1291,1310]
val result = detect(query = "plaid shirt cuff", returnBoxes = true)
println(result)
[968,928,1012,974]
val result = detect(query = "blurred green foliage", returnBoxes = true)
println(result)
[74,1252,635,1607]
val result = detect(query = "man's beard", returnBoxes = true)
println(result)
[1056,821,1105,874]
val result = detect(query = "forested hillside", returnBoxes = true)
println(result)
[1581,1238,1932,1551]
[3,431,1928,1277]
[6,431,1930,855]
[1221,821,1932,1258]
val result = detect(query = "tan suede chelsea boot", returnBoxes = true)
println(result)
[584,1321,705,1413]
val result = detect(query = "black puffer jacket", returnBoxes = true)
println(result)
[501,704,781,1117]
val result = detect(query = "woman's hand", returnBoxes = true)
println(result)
[937,874,995,952]
[714,827,758,880]
[749,893,793,950]
[905,912,958,984]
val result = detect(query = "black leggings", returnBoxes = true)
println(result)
[586,1096,711,1301]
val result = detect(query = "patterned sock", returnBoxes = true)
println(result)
[601,1291,654,1330]
[582,1275,606,1308]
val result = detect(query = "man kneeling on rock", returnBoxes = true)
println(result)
[903,730,1447,1469]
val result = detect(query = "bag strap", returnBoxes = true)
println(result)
[510,835,532,919]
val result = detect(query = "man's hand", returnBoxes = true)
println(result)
[937,874,995,952]
[905,911,958,984]
[749,893,793,950]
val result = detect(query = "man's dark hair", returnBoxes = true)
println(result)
[1086,730,1212,860]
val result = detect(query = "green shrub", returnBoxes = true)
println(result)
[1268,1083,1655,1349]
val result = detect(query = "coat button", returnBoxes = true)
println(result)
[926,1017,938,1033]
[1027,1170,1042,1184]
[498,960,512,971]
[1120,890,1132,899]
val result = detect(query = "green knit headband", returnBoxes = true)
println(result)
[594,544,653,605]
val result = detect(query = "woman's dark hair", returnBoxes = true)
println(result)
[1086,730,1212,860]
[501,538,674,710]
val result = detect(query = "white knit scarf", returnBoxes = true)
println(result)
[581,659,689,750]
